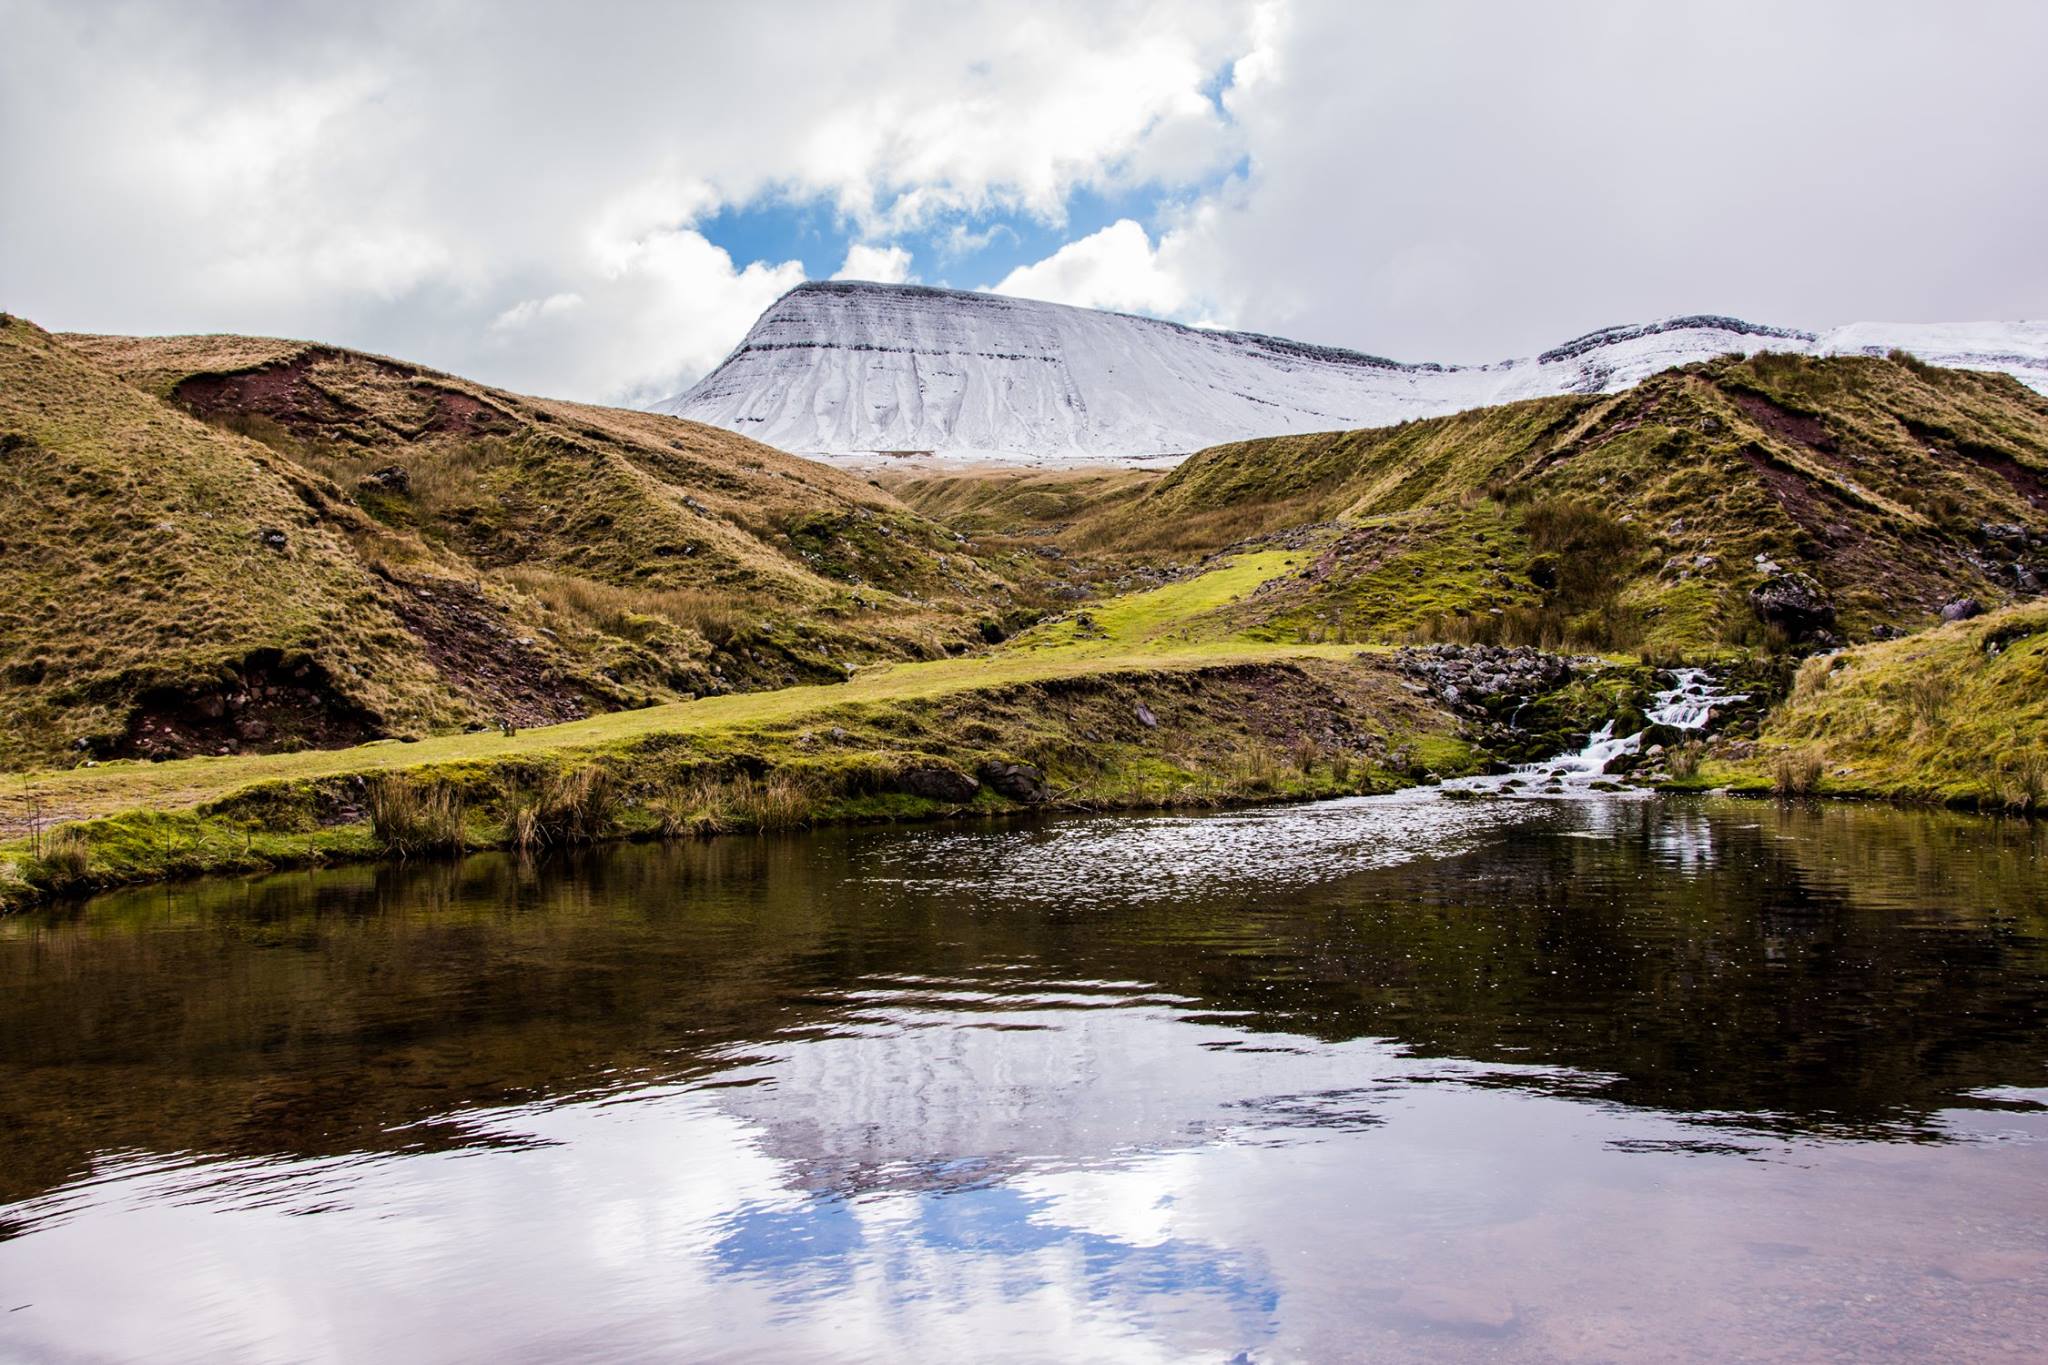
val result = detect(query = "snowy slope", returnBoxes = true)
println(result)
[655,282,2048,465]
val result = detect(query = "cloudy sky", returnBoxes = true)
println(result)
[3,0,2043,405]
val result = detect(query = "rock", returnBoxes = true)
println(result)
[897,763,980,803]
[1134,702,1159,729]
[1748,572,1835,639]
[977,760,1049,804]
[357,464,411,495]
[1940,597,1984,623]
[258,527,289,552]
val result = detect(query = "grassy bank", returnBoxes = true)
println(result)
[1694,601,2048,807]
[0,643,1475,912]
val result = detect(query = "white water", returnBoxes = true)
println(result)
[1447,668,1746,797]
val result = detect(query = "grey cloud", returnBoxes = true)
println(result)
[1,0,2040,401]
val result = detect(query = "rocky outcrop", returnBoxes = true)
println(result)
[977,760,1049,804]
[1941,597,1985,623]
[1392,644,1578,719]
[896,763,980,803]
[1748,572,1836,639]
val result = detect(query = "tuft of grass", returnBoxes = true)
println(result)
[367,774,468,856]
[32,826,92,885]
[502,764,618,851]
[651,771,813,835]
[1771,747,1825,797]
[1667,741,1704,781]
[1906,672,1954,731]
[1997,750,2048,814]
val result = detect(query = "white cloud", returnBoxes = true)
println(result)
[2,0,2043,404]
[990,220,1191,317]
[485,228,805,405]
[489,292,584,333]
[1155,1,2048,362]
[832,243,916,284]
[0,1,1258,401]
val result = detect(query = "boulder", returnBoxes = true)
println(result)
[896,763,980,803]
[977,760,1049,804]
[357,464,412,495]
[1134,701,1159,729]
[1940,597,1984,623]
[1748,572,1835,639]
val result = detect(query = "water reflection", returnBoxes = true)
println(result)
[2,795,2045,1361]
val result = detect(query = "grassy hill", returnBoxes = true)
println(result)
[1711,600,2048,808]
[0,318,471,768]
[926,353,2048,655]
[1,318,1038,770]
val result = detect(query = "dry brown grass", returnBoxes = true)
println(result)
[33,826,91,883]
[504,567,746,647]
[367,774,468,855]
[1996,750,2048,814]
[650,771,813,835]
[1906,672,1955,730]
[1791,655,1835,701]
[502,765,619,851]
[1770,747,1824,797]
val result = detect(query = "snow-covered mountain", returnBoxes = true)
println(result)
[655,281,2048,465]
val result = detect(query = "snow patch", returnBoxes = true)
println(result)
[654,282,2048,465]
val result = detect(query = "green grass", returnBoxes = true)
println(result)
[0,545,1483,909]
[0,639,1456,910]
[1042,353,2048,655]
[1010,549,1308,651]
[1714,601,2048,808]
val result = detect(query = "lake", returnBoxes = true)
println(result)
[2,792,2045,1362]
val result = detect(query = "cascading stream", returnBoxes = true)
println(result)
[1449,668,1746,797]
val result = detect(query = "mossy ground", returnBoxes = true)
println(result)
[1698,601,2048,808]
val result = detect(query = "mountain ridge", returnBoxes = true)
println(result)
[659,281,2048,465]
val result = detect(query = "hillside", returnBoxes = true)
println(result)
[1002,352,2048,654]
[0,318,1033,771]
[1722,600,2048,809]
[660,280,2048,464]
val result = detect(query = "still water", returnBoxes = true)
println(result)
[2,792,2045,1362]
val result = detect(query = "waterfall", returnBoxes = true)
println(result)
[1447,668,1746,797]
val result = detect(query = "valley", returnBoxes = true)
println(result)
[3,293,2047,912]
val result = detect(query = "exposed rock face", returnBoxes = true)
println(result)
[1748,572,1837,638]
[896,763,980,803]
[977,760,1049,804]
